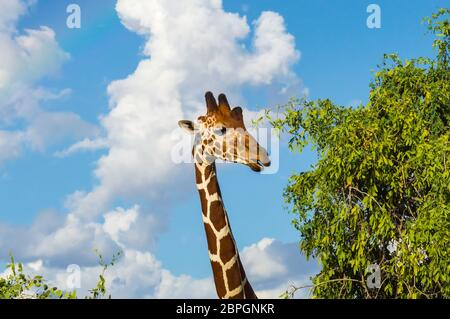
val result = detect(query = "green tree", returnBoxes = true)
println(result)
[266,9,449,298]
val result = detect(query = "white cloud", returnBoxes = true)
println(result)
[27,259,43,272]
[242,238,287,280]
[0,0,96,165]
[153,270,215,299]
[15,26,69,83]
[24,111,99,152]
[0,0,29,32]
[239,12,300,85]
[241,238,318,298]
[0,130,24,163]
[0,23,69,99]
[54,138,109,158]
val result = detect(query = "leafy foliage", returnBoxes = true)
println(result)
[87,249,122,299]
[267,9,450,298]
[0,250,122,299]
[0,254,76,299]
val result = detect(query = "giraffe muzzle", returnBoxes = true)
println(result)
[248,151,271,172]
[258,159,271,167]
[257,148,271,167]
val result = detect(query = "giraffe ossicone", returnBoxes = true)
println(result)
[178,92,271,299]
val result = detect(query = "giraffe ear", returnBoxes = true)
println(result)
[178,120,196,134]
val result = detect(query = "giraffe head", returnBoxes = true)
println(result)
[178,92,271,172]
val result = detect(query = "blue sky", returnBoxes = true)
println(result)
[0,0,447,297]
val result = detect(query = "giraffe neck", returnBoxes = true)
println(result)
[194,160,257,299]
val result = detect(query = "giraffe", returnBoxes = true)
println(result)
[178,92,271,299]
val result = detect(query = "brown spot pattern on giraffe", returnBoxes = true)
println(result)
[244,281,257,299]
[204,223,217,255]
[207,178,219,195]
[204,164,213,179]
[238,258,257,298]
[209,201,227,231]
[219,234,236,264]
[211,261,227,298]
[197,189,208,217]
[226,262,245,294]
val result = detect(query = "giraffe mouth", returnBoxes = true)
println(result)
[248,159,271,172]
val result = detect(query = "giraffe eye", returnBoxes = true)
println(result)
[214,127,227,136]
